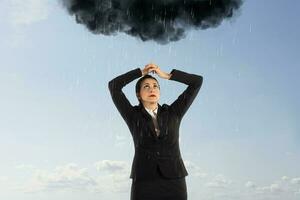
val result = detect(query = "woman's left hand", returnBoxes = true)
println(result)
[146,63,171,79]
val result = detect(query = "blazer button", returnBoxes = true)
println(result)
[156,151,160,155]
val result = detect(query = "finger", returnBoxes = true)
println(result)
[151,68,157,73]
[150,68,157,73]
[148,65,155,69]
[147,66,156,71]
[149,64,156,68]
[147,68,155,73]
[145,64,153,69]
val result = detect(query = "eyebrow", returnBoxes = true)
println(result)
[143,83,158,86]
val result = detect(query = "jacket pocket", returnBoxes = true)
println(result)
[157,157,188,178]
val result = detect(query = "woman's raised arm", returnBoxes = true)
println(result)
[148,64,203,119]
[108,68,142,124]
[168,69,203,120]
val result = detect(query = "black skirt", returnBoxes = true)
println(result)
[130,165,187,200]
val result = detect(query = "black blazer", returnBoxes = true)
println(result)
[108,68,203,181]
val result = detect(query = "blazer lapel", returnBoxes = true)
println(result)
[139,104,156,135]
[157,104,168,139]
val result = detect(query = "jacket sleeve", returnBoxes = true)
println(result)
[108,68,142,124]
[169,69,203,120]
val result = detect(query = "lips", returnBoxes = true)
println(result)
[149,94,156,97]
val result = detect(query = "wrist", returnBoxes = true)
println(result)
[140,68,144,76]
[165,73,171,79]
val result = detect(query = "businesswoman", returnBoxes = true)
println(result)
[108,63,203,200]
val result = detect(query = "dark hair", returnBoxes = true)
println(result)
[135,75,160,104]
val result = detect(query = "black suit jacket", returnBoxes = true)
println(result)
[108,68,203,181]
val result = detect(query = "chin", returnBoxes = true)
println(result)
[148,100,158,103]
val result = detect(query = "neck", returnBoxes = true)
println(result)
[142,102,158,111]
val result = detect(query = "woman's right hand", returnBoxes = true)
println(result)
[141,63,157,76]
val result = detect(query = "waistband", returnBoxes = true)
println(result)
[136,146,181,159]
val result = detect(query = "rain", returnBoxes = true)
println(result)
[1,0,300,200]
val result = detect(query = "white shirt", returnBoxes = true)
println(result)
[144,106,160,136]
[144,106,158,118]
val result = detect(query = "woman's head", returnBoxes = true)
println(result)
[136,75,160,105]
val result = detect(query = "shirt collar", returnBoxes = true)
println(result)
[144,106,158,115]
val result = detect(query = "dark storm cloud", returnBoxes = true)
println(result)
[61,0,243,44]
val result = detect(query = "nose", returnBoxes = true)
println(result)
[149,87,158,93]
[147,86,155,91]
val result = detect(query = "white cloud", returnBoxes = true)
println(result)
[295,188,300,195]
[15,160,132,194]
[245,181,257,189]
[15,164,36,170]
[93,160,132,193]
[21,163,97,193]
[282,176,290,181]
[257,186,273,193]
[291,177,300,185]
[9,0,50,26]
[184,160,208,178]
[94,160,129,174]
[11,160,300,199]
[243,176,300,199]
[254,182,285,195]
[269,183,284,193]
[90,173,130,194]
[6,0,54,48]
[206,174,232,189]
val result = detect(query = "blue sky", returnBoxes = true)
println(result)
[0,0,300,199]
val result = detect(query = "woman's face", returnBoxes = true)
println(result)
[138,78,160,104]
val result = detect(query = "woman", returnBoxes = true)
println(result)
[108,63,203,200]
